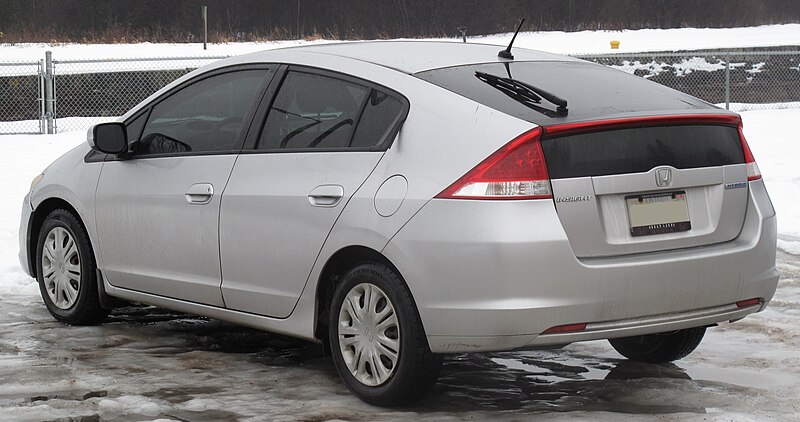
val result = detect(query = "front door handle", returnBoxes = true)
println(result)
[186,183,214,205]
[308,185,344,207]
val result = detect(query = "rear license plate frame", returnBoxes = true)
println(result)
[625,191,691,237]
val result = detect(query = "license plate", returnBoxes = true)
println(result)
[626,191,691,237]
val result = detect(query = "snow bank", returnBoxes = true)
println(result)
[1,24,798,62]
[740,109,800,252]
[0,132,83,296]
[727,102,800,112]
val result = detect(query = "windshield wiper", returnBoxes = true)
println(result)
[475,71,568,117]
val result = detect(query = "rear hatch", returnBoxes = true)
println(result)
[541,116,749,257]
[417,59,755,258]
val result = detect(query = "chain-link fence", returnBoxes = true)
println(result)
[576,51,800,111]
[52,56,227,133]
[1,50,799,135]
[0,60,43,134]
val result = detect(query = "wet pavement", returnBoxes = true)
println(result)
[1,251,798,421]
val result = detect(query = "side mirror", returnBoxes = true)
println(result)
[87,122,128,155]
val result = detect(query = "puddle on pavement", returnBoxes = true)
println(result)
[415,353,707,414]
[143,386,223,404]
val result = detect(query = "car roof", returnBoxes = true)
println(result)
[238,41,581,74]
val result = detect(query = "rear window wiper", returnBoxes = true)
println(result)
[475,71,568,117]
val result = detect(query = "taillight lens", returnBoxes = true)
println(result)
[738,123,762,181]
[436,127,552,200]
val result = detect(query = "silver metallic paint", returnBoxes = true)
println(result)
[551,164,749,257]
[95,155,237,306]
[383,180,776,352]
[219,152,383,317]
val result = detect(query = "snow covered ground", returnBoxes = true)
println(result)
[2,24,798,63]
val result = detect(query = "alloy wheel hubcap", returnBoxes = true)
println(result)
[41,227,81,310]
[337,283,400,386]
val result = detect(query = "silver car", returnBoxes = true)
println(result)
[19,41,778,405]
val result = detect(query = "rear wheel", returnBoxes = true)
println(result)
[328,263,442,406]
[609,327,706,363]
[36,209,109,325]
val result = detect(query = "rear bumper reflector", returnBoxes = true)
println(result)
[541,322,588,335]
[736,298,762,308]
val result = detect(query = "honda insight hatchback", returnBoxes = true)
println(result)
[19,41,778,405]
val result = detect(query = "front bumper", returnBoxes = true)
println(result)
[18,193,33,278]
[383,180,778,353]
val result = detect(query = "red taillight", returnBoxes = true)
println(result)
[737,123,762,181]
[541,322,587,335]
[436,127,552,200]
[542,113,742,138]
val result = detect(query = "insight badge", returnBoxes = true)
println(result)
[724,182,747,190]
[556,195,592,203]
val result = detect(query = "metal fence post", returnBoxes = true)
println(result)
[38,59,46,134]
[724,53,730,110]
[44,51,55,134]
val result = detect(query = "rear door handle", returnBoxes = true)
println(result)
[186,183,214,205]
[308,185,344,207]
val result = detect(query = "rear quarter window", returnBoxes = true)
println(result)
[351,90,405,148]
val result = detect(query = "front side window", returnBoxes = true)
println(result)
[136,69,267,156]
[257,71,370,150]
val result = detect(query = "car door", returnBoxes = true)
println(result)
[219,67,408,317]
[95,66,274,306]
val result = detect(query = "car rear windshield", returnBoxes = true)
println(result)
[540,124,745,179]
[415,61,710,125]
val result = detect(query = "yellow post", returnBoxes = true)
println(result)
[610,40,620,49]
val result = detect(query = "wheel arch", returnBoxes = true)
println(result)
[27,197,84,278]
[314,245,421,346]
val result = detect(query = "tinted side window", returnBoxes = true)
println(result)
[351,90,404,148]
[136,70,266,156]
[258,72,369,150]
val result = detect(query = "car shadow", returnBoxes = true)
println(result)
[415,353,702,414]
[106,305,704,415]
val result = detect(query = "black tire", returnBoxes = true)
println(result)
[328,263,442,406]
[609,327,706,364]
[35,209,109,325]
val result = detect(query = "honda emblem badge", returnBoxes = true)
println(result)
[655,168,672,187]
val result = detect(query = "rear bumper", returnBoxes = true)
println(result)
[383,180,778,353]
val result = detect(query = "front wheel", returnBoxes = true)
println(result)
[609,327,706,363]
[36,209,109,325]
[328,263,442,406]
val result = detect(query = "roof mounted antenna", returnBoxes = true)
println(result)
[498,18,525,60]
